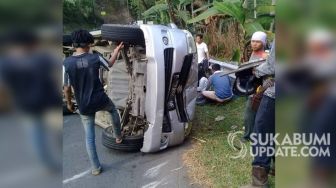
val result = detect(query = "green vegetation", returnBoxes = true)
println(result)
[63,0,104,33]
[142,0,275,60]
[184,97,274,187]
[63,0,275,60]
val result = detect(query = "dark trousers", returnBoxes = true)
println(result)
[252,95,275,171]
[243,96,257,140]
[198,59,209,82]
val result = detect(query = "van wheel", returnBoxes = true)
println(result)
[101,24,145,47]
[63,34,72,46]
[102,126,143,152]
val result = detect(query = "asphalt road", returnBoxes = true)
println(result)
[63,114,199,188]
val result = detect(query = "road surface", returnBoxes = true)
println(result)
[63,114,199,188]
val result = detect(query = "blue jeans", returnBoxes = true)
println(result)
[251,95,275,171]
[80,100,122,170]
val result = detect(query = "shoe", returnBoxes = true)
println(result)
[91,166,102,176]
[240,166,269,188]
[116,137,123,144]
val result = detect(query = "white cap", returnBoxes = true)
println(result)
[251,31,267,46]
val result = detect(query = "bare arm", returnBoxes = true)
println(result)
[108,42,124,67]
[206,51,210,60]
[205,44,210,60]
[64,86,74,112]
[63,69,74,111]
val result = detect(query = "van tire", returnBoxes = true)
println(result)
[102,126,143,152]
[63,34,72,46]
[101,24,145,47]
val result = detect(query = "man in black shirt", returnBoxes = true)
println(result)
[63,29,123,175]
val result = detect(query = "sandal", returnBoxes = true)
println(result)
[116,137,123,144]
[91,166,102,176]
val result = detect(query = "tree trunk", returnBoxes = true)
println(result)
[166,0,183,28]
[140,0,149,10]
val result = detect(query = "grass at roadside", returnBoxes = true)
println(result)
[183,96,275,188]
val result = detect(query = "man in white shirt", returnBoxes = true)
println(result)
[195,34,210,105]
[196,34,209,63]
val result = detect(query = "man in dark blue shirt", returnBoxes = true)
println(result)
[202,63,233,103]
[63,29,124,175]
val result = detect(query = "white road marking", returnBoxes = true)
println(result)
[170,166,183,172]
[63,169,90,184]
[143,161,168,179]
[141,178,167,188]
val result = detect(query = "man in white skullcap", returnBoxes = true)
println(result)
[242,31,269,141]
[241,40,275,188]
[250,31,269,60]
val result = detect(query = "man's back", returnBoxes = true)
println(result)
[209,72,232,99]
[63,53,109,115]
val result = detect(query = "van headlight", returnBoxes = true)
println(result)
[184,30,197,54]
[162,37,169,45]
